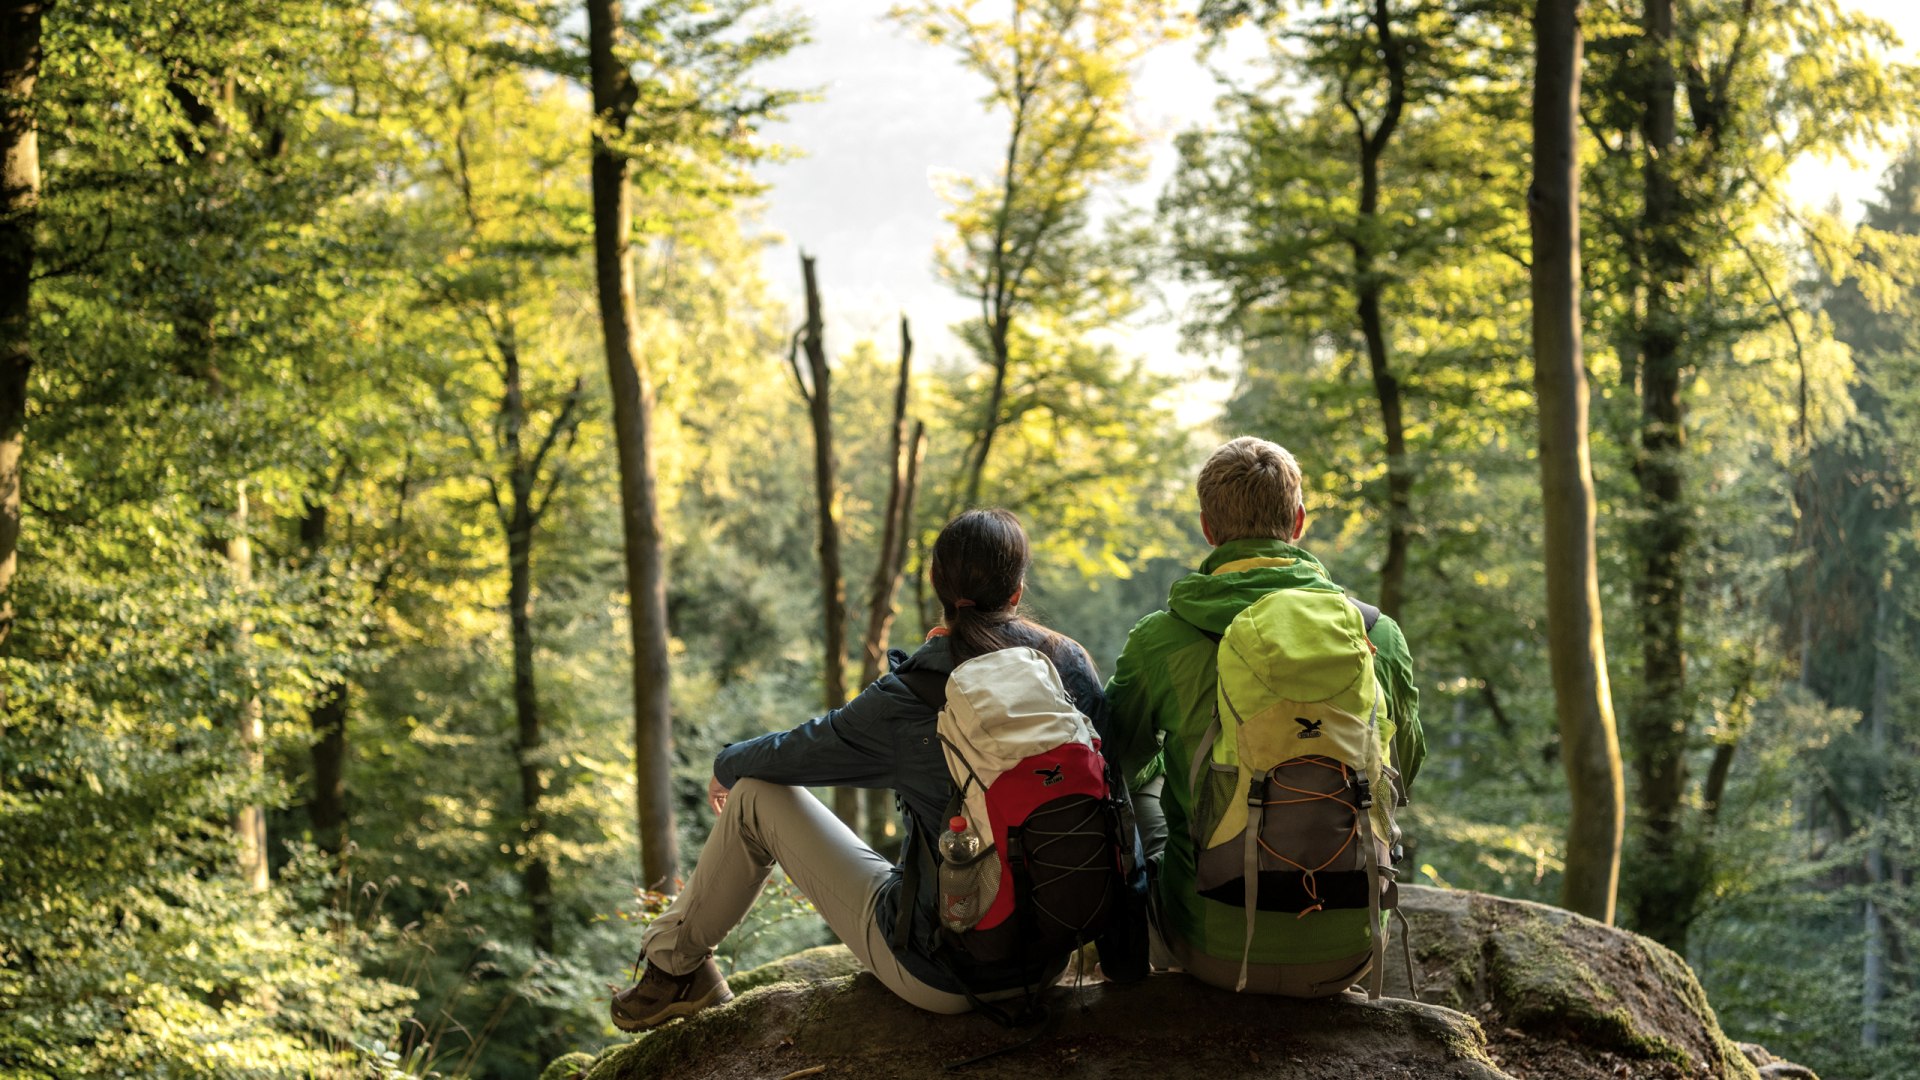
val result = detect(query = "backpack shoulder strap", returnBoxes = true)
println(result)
[1348,596,1382,632]
[1168,594,1379,641]
[895,666,948,712]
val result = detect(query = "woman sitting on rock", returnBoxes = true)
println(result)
[611,509,1109,1031]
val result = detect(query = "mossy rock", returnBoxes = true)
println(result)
[1381,886,1762,1079]
[726,943,863,994]
[538,1050,595,1080]
[551,887,1810,1079]
[579,966,1510,1080]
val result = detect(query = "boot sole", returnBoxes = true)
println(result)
[611,984,735,1033]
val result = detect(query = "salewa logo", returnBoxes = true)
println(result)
[1035,764,1065,786]
[1294,717,1324,739]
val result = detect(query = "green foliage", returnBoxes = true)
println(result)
[7,1,1920,1078]
[0,524,415,1080]
[1170,5,1920,1078]
[1681,149,1920,1080]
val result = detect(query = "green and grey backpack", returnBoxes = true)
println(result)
[1186,586,1403,996]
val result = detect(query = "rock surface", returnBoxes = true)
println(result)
[1379,886,1772,1079]
[550,887,1818,1080]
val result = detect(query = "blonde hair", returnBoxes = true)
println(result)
[1197,436,1303,543]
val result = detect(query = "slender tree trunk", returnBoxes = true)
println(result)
[1529,0,1624,925]
[309,683,348,848]
[866,421,927,850]
[1862,590,1892,1048]
[1356,267,1410,623]
[161,74,271,888]
[588,0,679,891]
[498,329,556,959]
[0,0,45,662]
[963,318,1011,510]
[227,484,269,892]
[508,515,554,956]
[1628,0,1695,953]
[507,485,561,1070]
[961,60,1033,514]
[301,499,349,858]
[861,317,916,685]
[789,253,857,829]
[1350,0,1411,623]
[861,319,925,849]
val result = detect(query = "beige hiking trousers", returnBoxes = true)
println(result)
[638,780,978,1015]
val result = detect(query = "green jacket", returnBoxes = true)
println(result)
[1105,537,1424,965]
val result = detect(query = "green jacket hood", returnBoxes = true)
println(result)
[1167,537,1340,635]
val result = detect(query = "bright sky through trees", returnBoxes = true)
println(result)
[753,0,1919,424]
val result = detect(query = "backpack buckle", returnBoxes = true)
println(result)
[1355,776,1373,810]
[1247,775,1264,806]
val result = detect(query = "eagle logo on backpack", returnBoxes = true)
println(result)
[1187,590,1404,997]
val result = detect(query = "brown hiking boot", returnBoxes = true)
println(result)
[610,956,733,1033]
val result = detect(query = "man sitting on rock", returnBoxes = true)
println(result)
[1103,436,1425,996]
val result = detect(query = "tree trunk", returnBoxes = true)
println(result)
[1357,271,1410,623]
[789,253,857,829]
[961,66,1033,514]
[866,421,927,850]
[1862,589,1892,1048]
[309,682,348,850]
[588,0,680,892]
[963,318,1011,510]
[1529,0,1624,925]
[1628,0,1696,953]
[228,484,269,892]
[861,317,916,685]
[1350,0,1411,623]
[0,0,45,661]
[860,319,924,849]
[499,328,556,959]
[509,515,554,956]
[301,498,349,858]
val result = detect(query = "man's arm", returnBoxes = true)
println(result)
[1369,615,1424,791]
[1104,611,1171,793]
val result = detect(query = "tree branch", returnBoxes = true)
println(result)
[528,377,585,524]
[442,387,507,528]
[1724,224,1810,452]
[783,326,809,405]
[369,449,415,604]
[527,375,585,484]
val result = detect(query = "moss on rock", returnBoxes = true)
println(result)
[538,1051,595,1080]
[725,944,863,995]
[1384,886,1761,1079]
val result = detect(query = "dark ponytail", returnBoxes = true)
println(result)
[930,509,1073,666]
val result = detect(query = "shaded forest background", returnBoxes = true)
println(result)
[2,1,1918,1078]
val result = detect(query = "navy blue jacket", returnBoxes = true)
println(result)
[713,632,1108,993]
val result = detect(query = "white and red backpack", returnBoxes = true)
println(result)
[915,646,1128,974]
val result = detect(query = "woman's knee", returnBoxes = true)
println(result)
[722,777,784,816]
